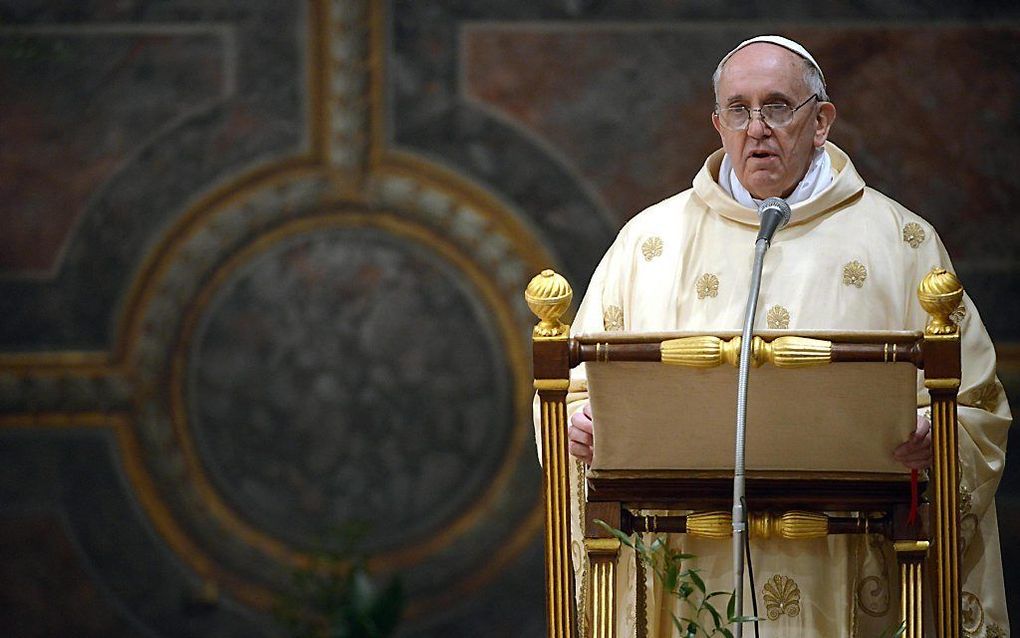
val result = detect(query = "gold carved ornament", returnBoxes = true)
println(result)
[661,335,831,369]
[685,511,828,540]
[917,267,964,335]
[524,269,572,337]
[641,236,663,261]
[762,574,802,620]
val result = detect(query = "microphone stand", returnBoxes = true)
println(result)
[732,237,767,638]
[732,196,789,637]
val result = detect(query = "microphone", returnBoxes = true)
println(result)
[755,197,792,244]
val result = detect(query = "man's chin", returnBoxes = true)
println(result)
[743,178,787,200]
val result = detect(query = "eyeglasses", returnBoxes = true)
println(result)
[715,94,819,131]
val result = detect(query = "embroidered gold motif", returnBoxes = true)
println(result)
[696,273,720,299]
[842,260,868,288]
[763,574,801,620]
[641,237,664,261]
[857,575,891,617]
[635,548,648,638]
[950,303,967,325]
[961,381,1002,413]
[903,222,926,248]
[856,534,892,617]
[960,483,973,517]
[766,305,790,329]
[961,513,979,556]
[575,458,589,638]
[603,305,624,331]
[985,622,1007,638]
[961,591,984,635]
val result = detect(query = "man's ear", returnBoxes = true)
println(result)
[814,101,837,147]
[712,112,723,136]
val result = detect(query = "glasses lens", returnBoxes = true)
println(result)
[719,107,749,130]
[761,104,794,128]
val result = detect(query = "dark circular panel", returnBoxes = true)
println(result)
[187,227,513,553]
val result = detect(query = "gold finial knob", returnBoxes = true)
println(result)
[918,267,964,335]
[525,269,573,337]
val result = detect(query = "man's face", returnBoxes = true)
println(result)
[712,43,836,199]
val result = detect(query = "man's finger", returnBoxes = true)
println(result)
[570,411,593,435]
[568,424,593,447]
[582,401,592,419]
[568,441,593,464]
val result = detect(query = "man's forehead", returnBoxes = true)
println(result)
[718,44,809,97]
[725,42,806,73]
[718,35,825,84]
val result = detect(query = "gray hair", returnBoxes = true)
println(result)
[712,55,829,104]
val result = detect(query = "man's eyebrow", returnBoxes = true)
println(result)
[723,92,795,106]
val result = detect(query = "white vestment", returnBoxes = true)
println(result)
[553,142,1011,637]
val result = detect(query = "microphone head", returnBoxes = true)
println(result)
[757,197,792,230]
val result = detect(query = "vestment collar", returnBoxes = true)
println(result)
[692,141,866,228]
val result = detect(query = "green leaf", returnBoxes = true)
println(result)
[726,594,736,620]
[704,601,723,629]
[593,519,635,548]
[689,569,707,595]
[664,563,678,591]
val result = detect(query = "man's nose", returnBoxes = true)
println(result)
[746,111,771,139]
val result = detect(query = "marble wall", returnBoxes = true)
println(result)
[1,0,1017,636]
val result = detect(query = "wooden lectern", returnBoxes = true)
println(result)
[526,267,965,638]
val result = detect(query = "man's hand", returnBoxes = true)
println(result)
[893,414,932,471]
[568,401,594,465]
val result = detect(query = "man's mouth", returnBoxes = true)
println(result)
[749,150,776,159]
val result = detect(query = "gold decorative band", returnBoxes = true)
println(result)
[924,378,961,390]
[893,540,931,554]
[585,537,623,554]
[534,379,570,391]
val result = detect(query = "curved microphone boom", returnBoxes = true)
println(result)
[732,196,791,638]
